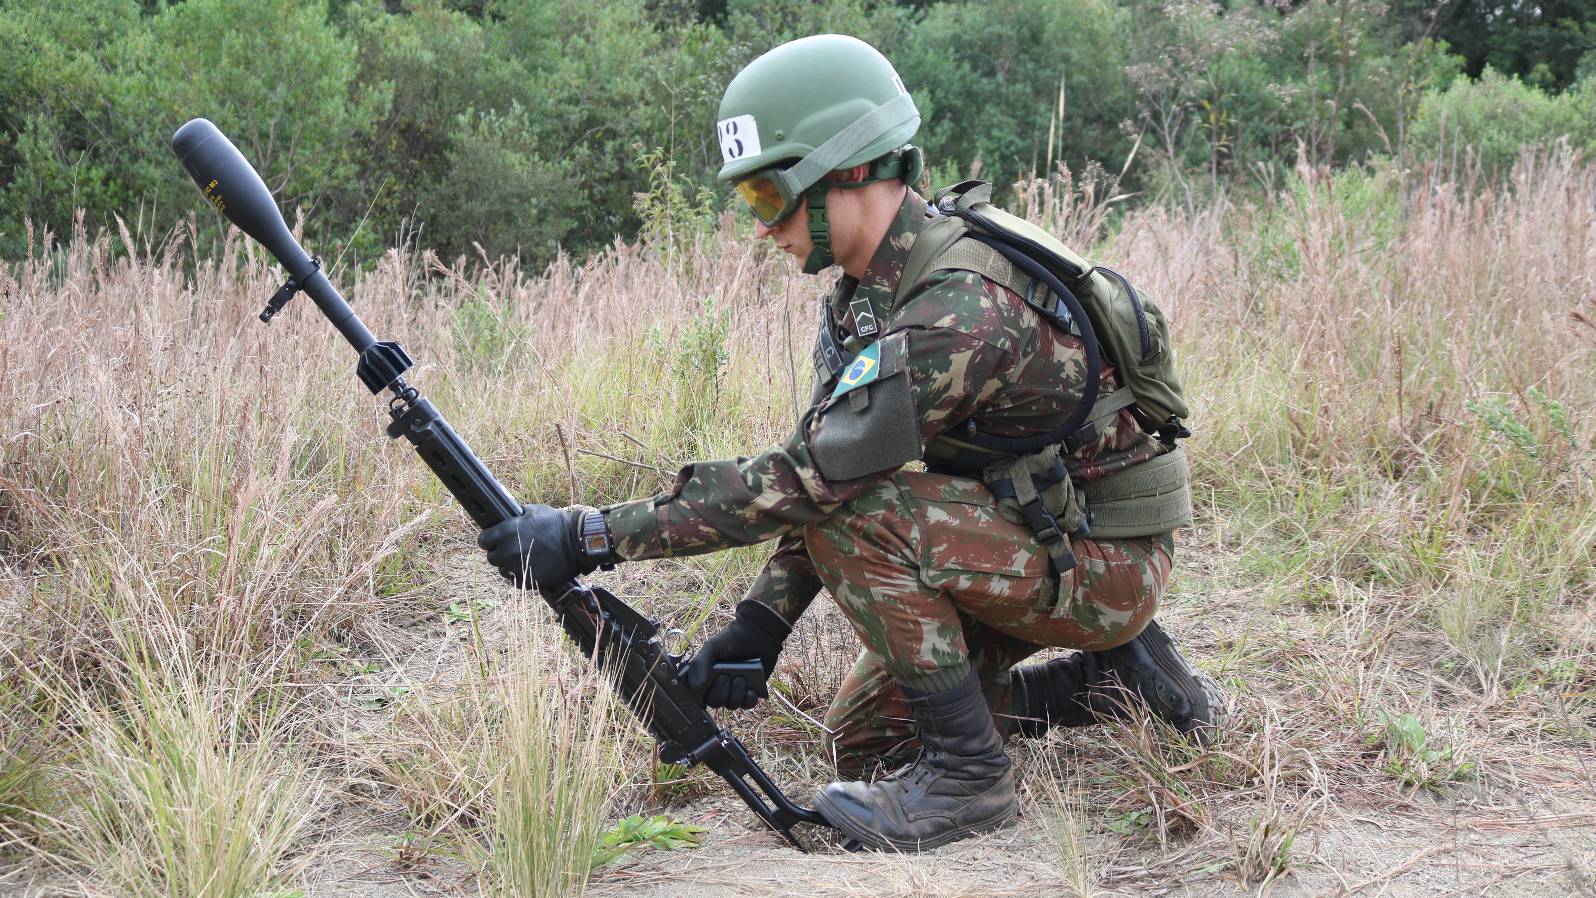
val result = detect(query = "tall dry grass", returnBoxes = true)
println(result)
[1,147,1592,891]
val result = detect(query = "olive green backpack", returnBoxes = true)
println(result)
[898,180,1190,455]
[896,181,1194,587]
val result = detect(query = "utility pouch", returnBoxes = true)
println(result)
[1079,446,1192,538]
[982,445,1088,619]
[811,330,922,481]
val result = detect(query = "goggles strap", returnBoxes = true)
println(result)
[792,147,919,273]
[778,93,919,198]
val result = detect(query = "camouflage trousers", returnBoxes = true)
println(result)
[803,470,1174,771]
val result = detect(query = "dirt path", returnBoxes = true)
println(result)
[583,801,1595,898]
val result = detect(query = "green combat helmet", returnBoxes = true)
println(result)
[718,34,923,273]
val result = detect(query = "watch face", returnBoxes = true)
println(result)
[583,534,609,554]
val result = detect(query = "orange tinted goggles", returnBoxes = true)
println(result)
[735,173,803,226]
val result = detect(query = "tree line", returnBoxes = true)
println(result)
[3,0,1595,267]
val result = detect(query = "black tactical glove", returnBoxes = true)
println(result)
[685,600,792,710]
[478,504,614,590]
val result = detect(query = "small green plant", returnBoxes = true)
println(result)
[647,299,732,449]
[1527,386,1581,449]
[443,597,500,626]
[1106,808,1152,836]
[357,685,413,710]
[591,814,706,866]
[633,146,717,255]
[1467,395,1543,459]
[1370,713,1474,789]
[1234,810,1298,886]
[385,831,430,870]
[650,760,711,804]
[452,285,525,373]
[372,548,427,599]
[1466,388,1584,462]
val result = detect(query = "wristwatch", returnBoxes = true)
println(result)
[578,509,616,571]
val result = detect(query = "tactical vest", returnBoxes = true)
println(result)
[813,182,1193,589]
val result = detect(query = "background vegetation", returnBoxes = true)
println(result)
[2,1,1594,895]
[6,0,1596,266]
[3,147,1593,895]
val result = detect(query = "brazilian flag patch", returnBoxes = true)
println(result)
[831,341,881,399]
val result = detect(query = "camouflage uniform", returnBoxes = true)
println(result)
[605,191,1175,769]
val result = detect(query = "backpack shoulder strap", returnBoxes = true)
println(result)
[921,236,1024,294]
[893,213,968,309]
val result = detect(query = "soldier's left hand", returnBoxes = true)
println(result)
[478,504,601,590]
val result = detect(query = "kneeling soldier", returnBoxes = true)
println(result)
[479,34,1223,852]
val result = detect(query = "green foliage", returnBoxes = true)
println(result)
[1399,0,1596,92]
[1369,712,1474,789]
[453,285,527,372]
[591,814,706,866]
[1243,165,1403,285]
[0,0,1588,264]
[634,147,719,253]
[1106,807,1153,835]
[443,597,500,627]
[1409,68,1596,172]
[903,0,1131,195]
[0,0,380,259]
[650,760,713,803]
[649,298,732,446]
[1467,395,1544,460]
[1528,387,1580,449]
[1467,389,1585,463]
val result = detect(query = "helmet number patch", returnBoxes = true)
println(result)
[718,115,762,163]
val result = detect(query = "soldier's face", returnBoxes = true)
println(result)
[753,202,813,262]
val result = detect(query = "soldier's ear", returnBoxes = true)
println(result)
[827,165,871,184]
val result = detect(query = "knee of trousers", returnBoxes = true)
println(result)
[802,476,918,576]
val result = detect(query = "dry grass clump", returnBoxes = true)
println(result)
[1025,748,1102,897]
[53,630,321,898]
[486,614,635,898]
[0,651,55,854]
[361,606,638,898]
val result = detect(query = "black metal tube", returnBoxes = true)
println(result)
[298,268,375,354]
[171,118,375,354]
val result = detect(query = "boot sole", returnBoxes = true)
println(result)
[1187,671,1228,744]
[812,790,1018,854]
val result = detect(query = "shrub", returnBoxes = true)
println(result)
[1408,67,1596,172]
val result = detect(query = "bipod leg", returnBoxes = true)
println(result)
[697,733,830,851]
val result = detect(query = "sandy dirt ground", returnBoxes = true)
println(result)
[288,548,1596,898]
[5,546,1593,898]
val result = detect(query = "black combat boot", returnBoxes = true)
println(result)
[813,670,1016,852]
[1011,619,1225,741]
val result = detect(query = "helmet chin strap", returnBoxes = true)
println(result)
[801,188,834,275]
[798,148,919,276]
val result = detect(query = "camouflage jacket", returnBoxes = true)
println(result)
[603,191,1164,622]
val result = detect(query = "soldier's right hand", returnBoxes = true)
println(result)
[685,600,792,709]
